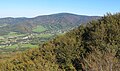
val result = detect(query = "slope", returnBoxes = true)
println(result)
[0,13,100,35]
[0,13,120,71]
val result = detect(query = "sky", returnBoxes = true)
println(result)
[0,0,120,18]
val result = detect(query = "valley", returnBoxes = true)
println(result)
[0,25,66,54]
[0,13,100,54]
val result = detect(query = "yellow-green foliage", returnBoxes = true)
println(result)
[0,13,120,71]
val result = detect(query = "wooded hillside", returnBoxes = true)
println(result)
[0,13,120,71]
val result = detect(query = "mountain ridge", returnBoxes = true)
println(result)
[0,13,100,19]
[0,13,100,35]
[0,13,100,24]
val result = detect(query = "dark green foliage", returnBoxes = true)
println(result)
[0,13,120,71]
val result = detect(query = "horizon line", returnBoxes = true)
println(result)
[0,12,103,18]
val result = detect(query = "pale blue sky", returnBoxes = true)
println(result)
[0,0,119,18]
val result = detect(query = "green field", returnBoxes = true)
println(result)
[32,25,47,33]
[6,44,38,48]
[0,36,4,39]
[36,34,53,38]
[3,32,26,38]
[21,44,38,48]
[6,44,18,48]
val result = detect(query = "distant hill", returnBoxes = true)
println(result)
[0,13,119,71]
[0,13,100,35]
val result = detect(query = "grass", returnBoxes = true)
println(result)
[4,44,38,49]
[3,32,26,38]
[0,36,4,39]
[6,44,18,48]
[8,32,18,36]
[21,44,38,48]
[36,34,53,38]
[32,25,47,33]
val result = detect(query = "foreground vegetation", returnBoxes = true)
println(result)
[0,13,120,71]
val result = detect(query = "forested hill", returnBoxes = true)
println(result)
[0,13,100,35]
[0,13,99,25]
[0,13,120,71]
